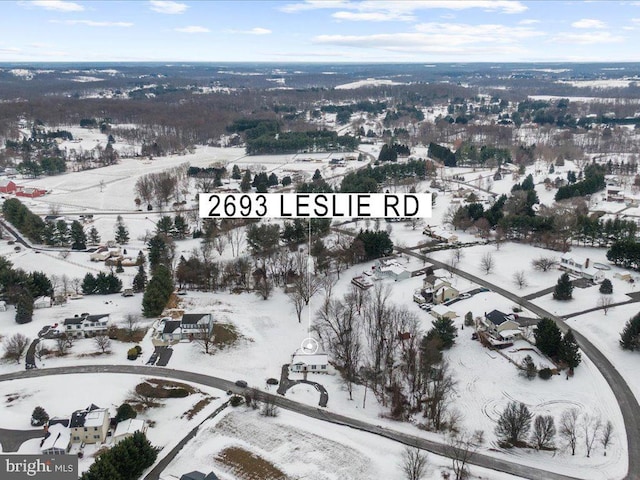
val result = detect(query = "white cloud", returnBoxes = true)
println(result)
[0,47,21,53]
[519,19,539,25]
[51,20,134,27]
[282,0,527,16]
[228,27,273,35]
[332,11,414,22]
[571,18,607,29]
[313,22,542,56]
[553,31,623,44]
[175,25,210,33]
[149,1,188,14]
[226,27,272,35]
[29,1,83,11]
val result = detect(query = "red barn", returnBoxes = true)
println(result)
[16,187,46,198]
[0,179,17,194]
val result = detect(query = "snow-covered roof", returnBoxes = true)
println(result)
[114,418,145,438]
[84,409,108,428]
[291,352,328,366]
[40,424,70,452]
[431,305,456,317]
[499,330,522,339]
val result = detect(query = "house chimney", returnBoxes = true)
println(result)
[585,258,590,268]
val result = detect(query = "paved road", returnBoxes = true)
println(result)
[0,427,44,452]
[394,245,640,480]
[0,365,584,480]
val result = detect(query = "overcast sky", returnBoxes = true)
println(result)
[2,0,640,63]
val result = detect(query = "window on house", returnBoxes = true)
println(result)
[83,427,87,432]
[73,436,80,441]
[94,427,98,431]
[311,365,316,369]
[321,365,327,369]
[94,435,100,439]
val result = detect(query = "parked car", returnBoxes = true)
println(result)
[122,289,134,297]
[459,293,472,299]
[235,380,248,388]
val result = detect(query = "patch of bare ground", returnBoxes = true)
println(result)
[216,446,289,480]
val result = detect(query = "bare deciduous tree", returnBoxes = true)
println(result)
[582,414,601,458]
[3,333,30,363]
[124,314,139,340]
[260,395,279,417]
[400,446,428,480]
[424,360,457,431]
[597,296,613,315]
[600,420,613,456]
[288,289,306,323]
[480,252,495,274]
[513,270,528,289]
[559,408,580,455]
[213,235,228,256]
[193,322,214,354]
[531,415,556,450]
[532,256,557,272]
[94,334,111,354]
[226,227,245,257]
[56,333,73,356]
[446,430,479,480]
[254,276,273,300]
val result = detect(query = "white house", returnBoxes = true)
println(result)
[424,226,459,244]
[34,296,52,309]
[180,313,214,339]
[63,313,110,338]
[113,419,146,444]
[374,259,410,282]
[559,253,604,282]
[40,423,71,455]
[290,350,329,374]
[482,310,522,340]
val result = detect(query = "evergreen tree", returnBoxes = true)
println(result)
[559,329,581,370]
[136,250,146,265]
[27,271,53,298]
[312,169,322,181]
[81,456,122,480]
[55,219,69,245]
[520,355,537,380]
[268,172,279,186]
[599,278,613,294]
[147,235,170,273]
[354,229,393,260]
[115,403,137,422]
[156,216,174,236]
[82,273,97,295]
[426,316,458,349]
[115,215,130,244]
[132,263,147,293]
[534,318,562,358]
[281,176,292,187]
[142,265,174,317]
[42,221,56,245]
[88,226,101,245]
[240,169,252,192]
[553,273,573,300]
[70,220,87,250]
[620,312,640,350]
[173,215,189,239]
[15,289,34,324]
[231,164,242,180]
[115,259,124,273]
[31,406,49,426]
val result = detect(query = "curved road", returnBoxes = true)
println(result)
[395,245,640,480]
[0,365,585,480]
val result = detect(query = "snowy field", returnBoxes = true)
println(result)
[162,408,527,480]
